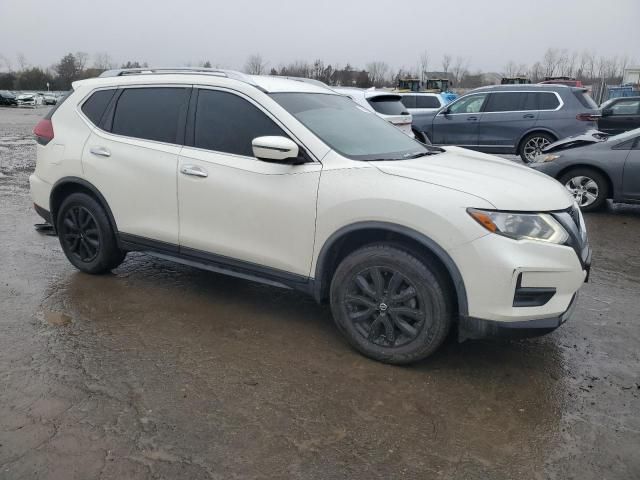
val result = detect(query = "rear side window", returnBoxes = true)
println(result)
[538,92,561,110]
[111,87,189,144]
[401,95,416,108]
[81,89,116,126]
[572,90,597,109]
[483,92,526,112]
[416,95,441,108]
[194,89,286,156]
[367,96,407,115]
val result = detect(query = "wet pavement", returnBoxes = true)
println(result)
[1,107,639,479]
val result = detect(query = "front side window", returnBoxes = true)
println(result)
[367,95,407,115]
[272,93,429,161]
[610,99,640,115]
[448,93,488,114]
[194,90,286,156]
[111,87,189,144]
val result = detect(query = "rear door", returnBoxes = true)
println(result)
[431,92,488,147]
[81,86,190,245]
[599,98,640,135]
[477,91,537,151]
[622,137,640,200]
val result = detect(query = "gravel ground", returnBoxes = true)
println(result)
[1,107,639,480]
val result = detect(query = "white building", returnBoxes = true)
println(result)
[623,67,640,84]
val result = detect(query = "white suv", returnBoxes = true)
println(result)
[30,68,591,364]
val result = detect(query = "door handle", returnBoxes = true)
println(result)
[90,146,111,157]
[180,165,208,178]
[466,116,478,121]
[523,114,535,119]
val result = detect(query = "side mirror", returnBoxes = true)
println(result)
[252,136,299,162]
[601,108,613,117]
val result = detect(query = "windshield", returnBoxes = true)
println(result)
[272,93,431,161]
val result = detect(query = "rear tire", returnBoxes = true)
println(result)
[56,193,126,274]
[519,132,555,163]
[559,168,609,212]
[330,244,452,364]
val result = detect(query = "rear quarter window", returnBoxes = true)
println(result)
[572,90,598,109]
[81,89,117,126]
[538,92,560,110]
[416,95,441,108]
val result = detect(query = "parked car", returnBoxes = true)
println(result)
[398,92,448,116]
[530,128,640,211]
[411,84,599,162]
[332,87,414,138]
[43,93,58,105]
[30,68,590,364]
[16,92,43,107]
[0,90,17,106]
[597,96,640,135]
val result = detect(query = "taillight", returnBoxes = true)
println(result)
[33,119,54,145]
[576,113,598,122]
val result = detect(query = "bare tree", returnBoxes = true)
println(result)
[0,54,12,72]
[366,61,390,87]
[16,53,28,70]
[542,48,559,77]
[451,56,469,85]
[529,62,544,82]
[244,54,267,75]
[419,51,429,83]
[75,52,89,72]
[441,54,452,75]
[93,52,114,70]
[503,60,518,77]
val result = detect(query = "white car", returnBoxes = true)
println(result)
[30,68,590,364]
[17,92,43,107]
[332,87,414,138]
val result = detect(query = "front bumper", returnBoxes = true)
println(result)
[458,292,578,341]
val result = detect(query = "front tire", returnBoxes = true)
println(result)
[330,244,452,364]
[56,193,126,274]
[559,168,609,212]
[519,132,555,163]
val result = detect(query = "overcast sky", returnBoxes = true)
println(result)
[1,0,638,72]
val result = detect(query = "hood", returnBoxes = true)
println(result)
[543,129,608,153]
[373,147,574,211]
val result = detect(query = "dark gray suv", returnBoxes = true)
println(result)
[412,84,599,162]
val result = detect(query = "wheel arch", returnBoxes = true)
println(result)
[555,164,615,199]
[516,128,558,153]
[312,222,468,316]
[49,177,119,235]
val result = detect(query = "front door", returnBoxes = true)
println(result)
[431,93,488,147]
[622,141,640,200]
[477,92,538,151]
[599,98,640,135]
[177,88,321,278]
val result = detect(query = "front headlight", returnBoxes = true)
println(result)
[467,208,569,244]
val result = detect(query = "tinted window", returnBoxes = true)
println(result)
[81,89,116,126]
[401,95,416,108]
[416,95,441,108]
[272,93,429,161]
[194,89,286,156]
[112,88,189,143]
[367,96,407,115]
[538,92,560,110]
[448,93,487,114]
[572,90,598,109]
[610,99,640,115]
[484,92,525,112]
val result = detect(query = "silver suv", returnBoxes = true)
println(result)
[411,84,599,162]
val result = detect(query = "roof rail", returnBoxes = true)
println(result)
[98,67,260,88]
[277,76,331,89]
